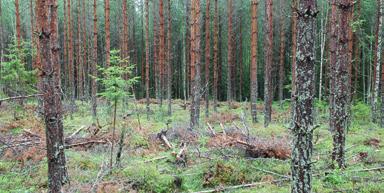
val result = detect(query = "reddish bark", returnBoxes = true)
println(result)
[190,0,201,128]
[15,0,21,49]
[159,0,165,106]
[167,0,172,115]
[250,0,258,123]
[145,0,150,115]
[278,0,286,106]
[204,0,211,116]
[105,0,110,67]
[37,0,68,191]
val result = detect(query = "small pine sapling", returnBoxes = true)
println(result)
[96,50,139,170]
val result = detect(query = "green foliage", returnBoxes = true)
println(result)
[351,102,371,124]
[123,162,175,193]
[0,38,36,97]
[96,50,139,102]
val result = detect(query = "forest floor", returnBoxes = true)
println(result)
[0,99,383,193]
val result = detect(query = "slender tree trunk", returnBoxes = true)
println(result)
[63,0,68,89]
[264,0,273,127]
[159,0,165,107]
[213,0,218,112]
[122,0,128,66]
[319,1,329,101]
[145,0,150,118]
[153,0,159,102]
[250,0,258,123]
[190,0,201,128]
[77,0,82,98]
[373,0,383,122]
[68,0,75,101]
[278,0,285,107]
[330,0,353,169]
[109,98,117,169]
[37,0,69,191]
[167,0,172,115]
[291,1,317,192]
[82,0,87,98]
[15,0,21,49]
[353,0,361,100]
[239,18,243,101]
[91,0,98,119]
[227,0,233,104]
[204,0,211,117]
[291,0,298,99]
[105,0,110,67]
[186,0,191,100]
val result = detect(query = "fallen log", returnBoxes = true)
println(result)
[192,178,289,193]
[157,130,173,149]
[64,140,107,149]
[0,94,43,103]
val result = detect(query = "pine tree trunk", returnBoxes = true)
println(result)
[291,0,298,99]
[105,0,110,67]
[91,0,98,119]
[153,1,159,102]
[291,1,317,192]
[159,0,165,107]
[227,0,233,104]
[190,0,201,128]
[37,0,69,191]
[167,0,172,116]
[15,0,21,49]
[264,0,273,127]
[186,0,191,100]
[68,0,75,100]
[204,0,211,117]
[239,18,243,101]
[330,0,353,169]
[250,0,258,123]
[278,0,285,107]
[145,0,150,118]
[373,0,383,123]
[81,0,87,98]
[213,0,218,112]
[63,0,68,89]
[77,0,82,98]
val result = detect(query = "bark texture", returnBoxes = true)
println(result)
[204,0,211,117]
[190,0,201,128]
[250,0,258,123]
[91,0,98,119]
[291,1,317,192]
[330,0,353,169]
[278,0,286,106]
[105,0,110,67]
[15,0,21,49]
[37,0,69,191]
[159,0,165,106]
[145,0,150,116]
[213,0,218,112]
[264,0,273,127]
[373,0,383,122]
[227,0,233,103]
[167,0,172,115]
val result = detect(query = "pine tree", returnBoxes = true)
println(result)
[37,0,68,191]
[250,0,258,123]
[291,0,317,192]
[264,0,273,127]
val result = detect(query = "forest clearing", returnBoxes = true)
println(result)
[0,0,384,192]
